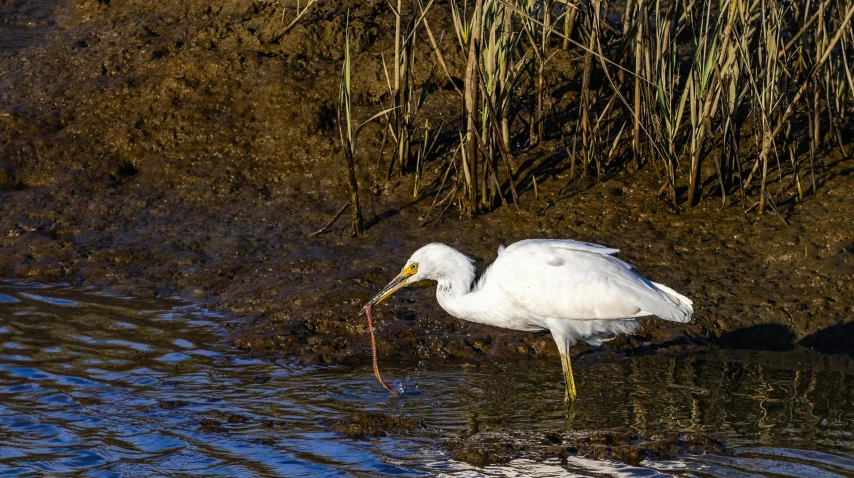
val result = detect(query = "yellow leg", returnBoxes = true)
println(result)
[560,352,577,402]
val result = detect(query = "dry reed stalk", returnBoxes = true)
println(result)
[464,0,485,213]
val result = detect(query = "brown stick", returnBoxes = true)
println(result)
[365,304,400,397]
[278,0,320,36]
[308,202,350,237]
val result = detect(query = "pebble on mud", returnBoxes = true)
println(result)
[198,419,225,433]
[158,399,190,409]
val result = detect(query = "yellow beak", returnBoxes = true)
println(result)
[361,271,414,313]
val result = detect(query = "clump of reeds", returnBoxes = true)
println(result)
[325,14,397,237]
[331,0,854,223]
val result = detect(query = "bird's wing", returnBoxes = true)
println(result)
[487,241,691,322]
[501,239,634,269]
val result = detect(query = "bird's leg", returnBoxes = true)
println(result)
[564,397,577,428]
[559,352,577,402]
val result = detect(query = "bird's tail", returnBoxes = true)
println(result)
[651,282,693,323]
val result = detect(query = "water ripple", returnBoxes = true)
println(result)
[0,283,852,476]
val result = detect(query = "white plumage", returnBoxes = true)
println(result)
[364,239,693,400]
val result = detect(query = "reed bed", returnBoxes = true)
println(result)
[338,0,854,219]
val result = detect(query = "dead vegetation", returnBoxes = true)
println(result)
[333,0,854,222]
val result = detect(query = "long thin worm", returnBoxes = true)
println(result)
[365,303,400,397]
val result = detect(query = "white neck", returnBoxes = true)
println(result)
[411,244,495,324]
[435,273,491,324]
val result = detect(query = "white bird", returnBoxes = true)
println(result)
[363,239,693,401]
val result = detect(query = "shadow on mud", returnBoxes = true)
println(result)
[710,322,854,357]
[715,323,797,351]
[800,322,854,356]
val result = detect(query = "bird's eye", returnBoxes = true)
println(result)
[409,263,418,271]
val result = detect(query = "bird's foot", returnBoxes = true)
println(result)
[563,398,577,426]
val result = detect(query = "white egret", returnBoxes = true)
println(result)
[362,239,693,401]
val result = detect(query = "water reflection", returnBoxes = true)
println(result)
[0,281,852,476]
[0,0,57,53]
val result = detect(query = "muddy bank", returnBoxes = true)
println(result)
[1,0,853,366]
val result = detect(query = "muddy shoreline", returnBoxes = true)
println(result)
[2,0,853,367]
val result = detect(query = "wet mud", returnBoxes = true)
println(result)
[446,430,730,467]
[1,0,853,372]
[323,412,731,467]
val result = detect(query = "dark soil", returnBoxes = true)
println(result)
[1,0,853,371]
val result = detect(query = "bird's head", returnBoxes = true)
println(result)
[361,243,474,313]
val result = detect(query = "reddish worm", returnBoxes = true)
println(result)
[365,303,400,397]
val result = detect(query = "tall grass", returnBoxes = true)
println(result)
[338,0,854,220]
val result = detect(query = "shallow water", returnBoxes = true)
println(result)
[0,282,852,477]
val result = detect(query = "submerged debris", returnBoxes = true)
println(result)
[326,412,422,439]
